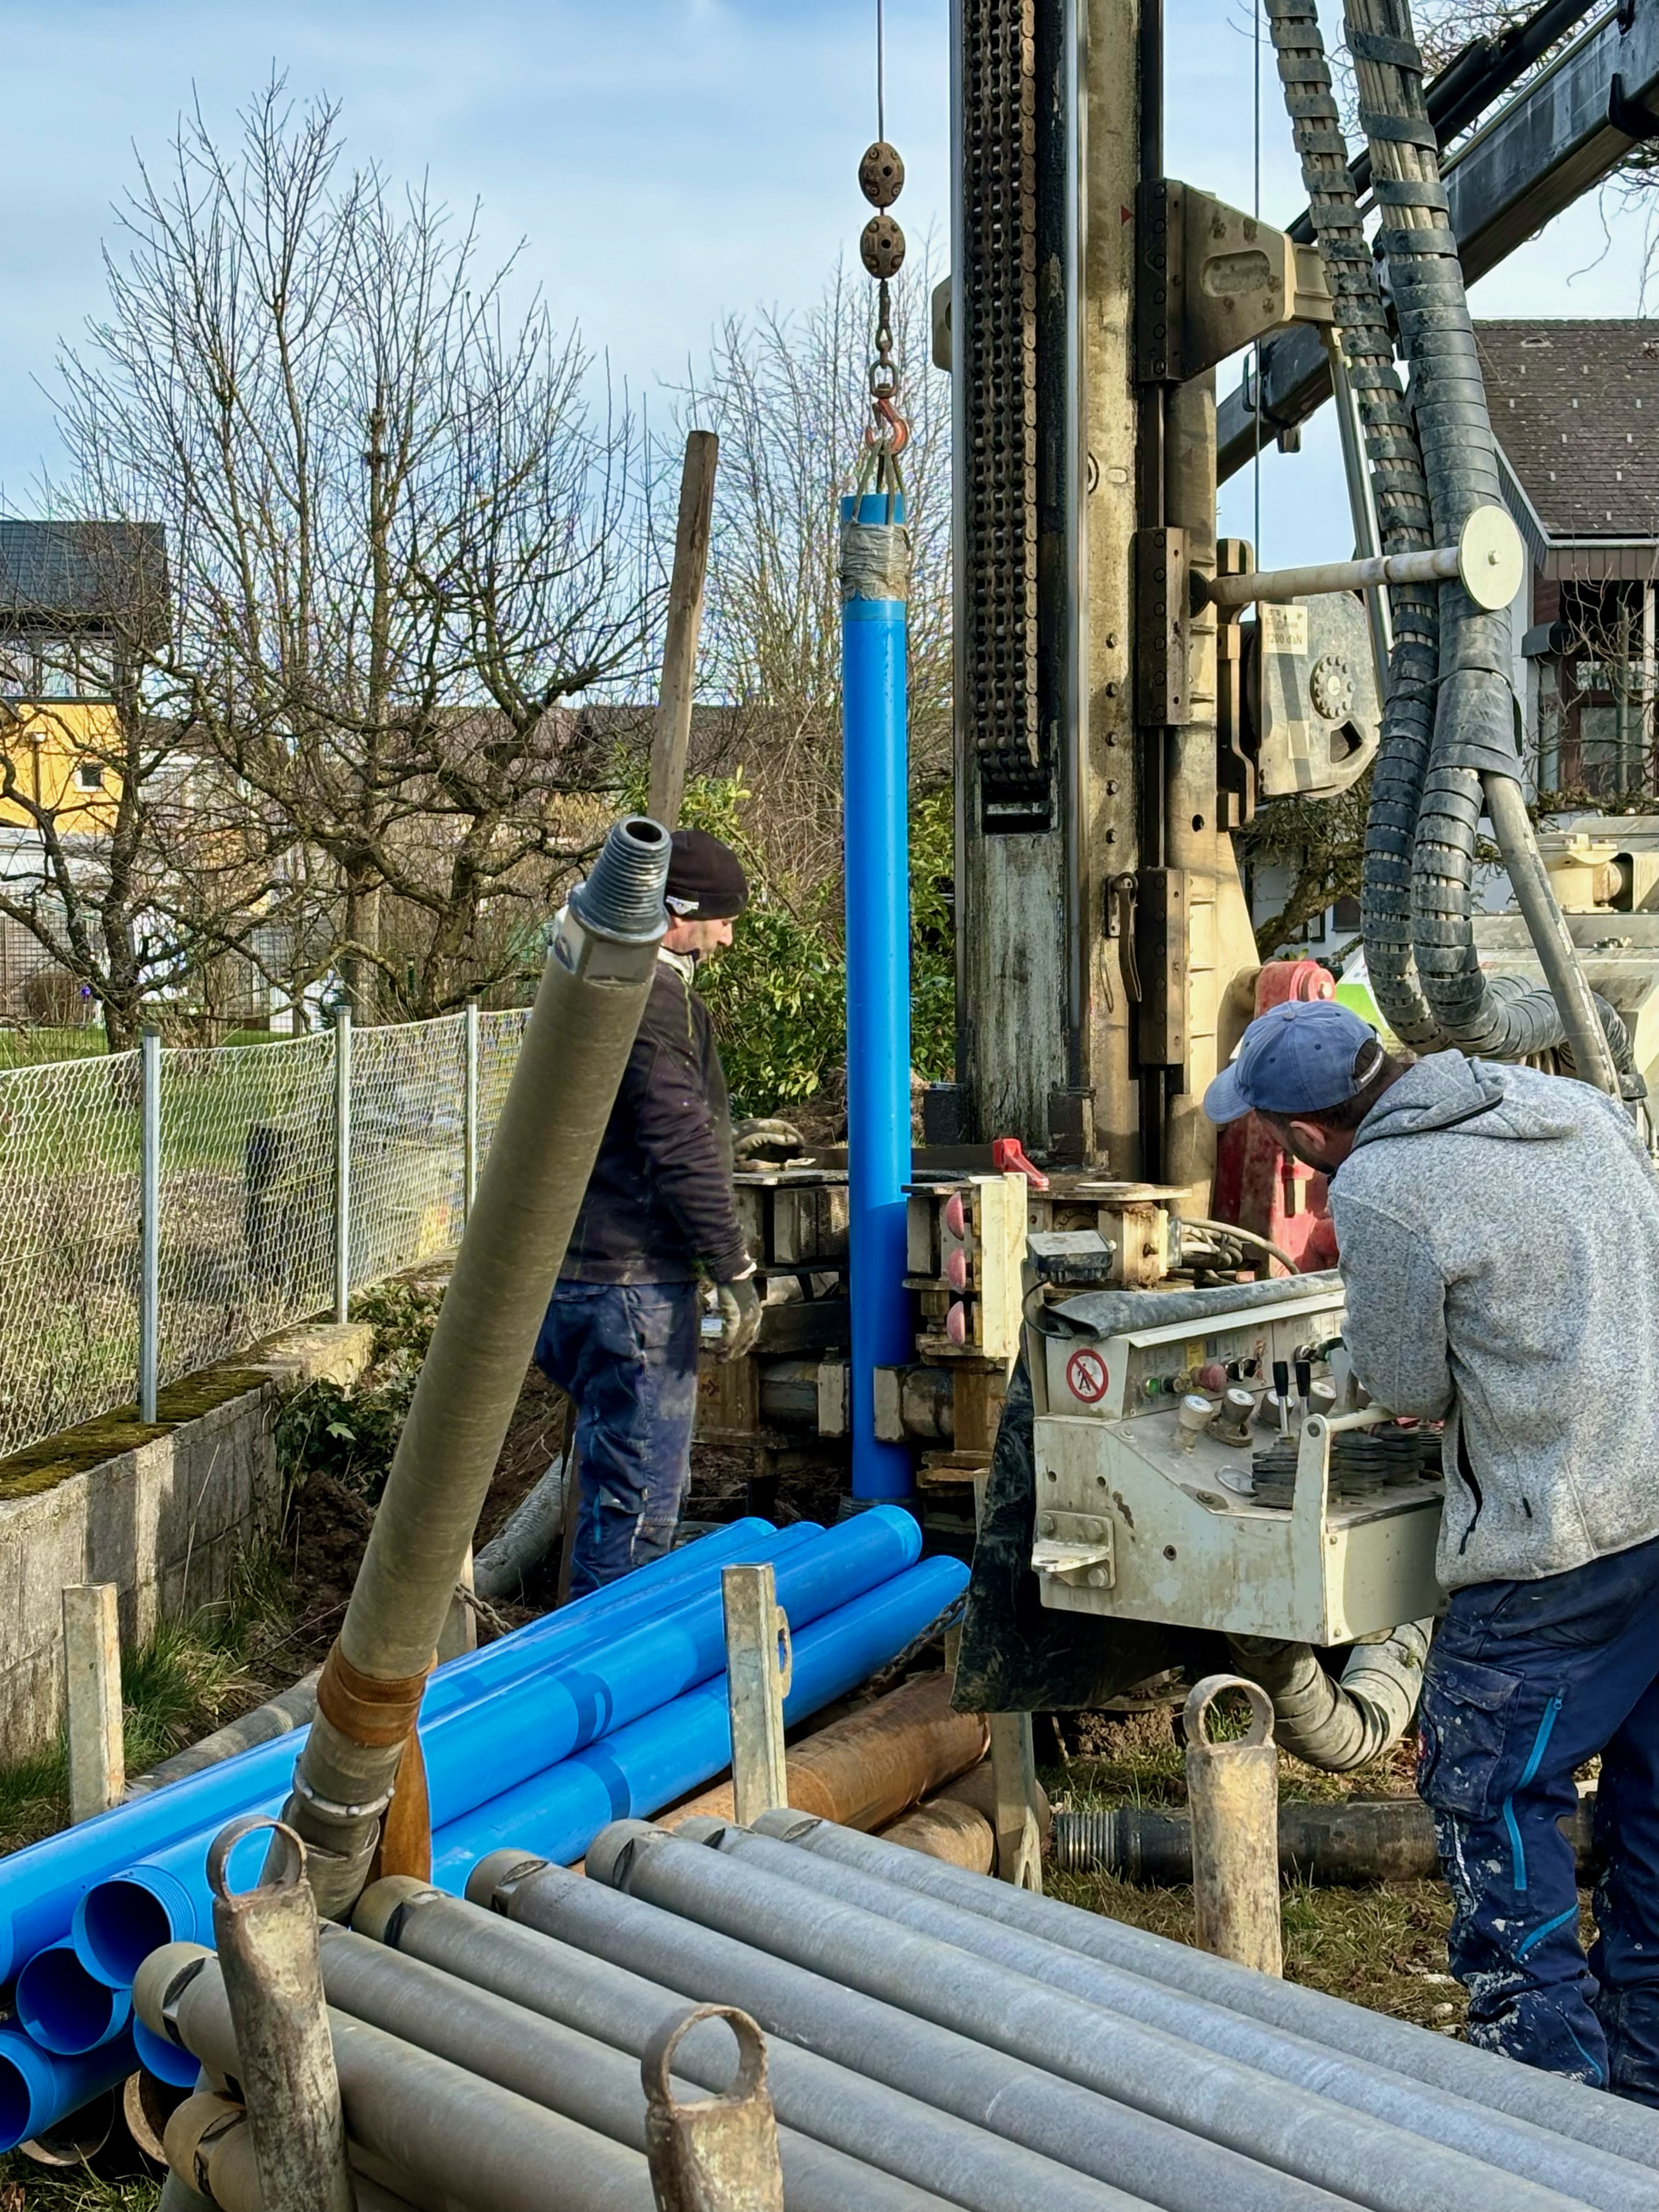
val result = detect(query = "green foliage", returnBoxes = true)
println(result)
[273,1282,442,1508]
[617,768,957,1115]
[0,1546,297,1854]
[909,784,957,1082]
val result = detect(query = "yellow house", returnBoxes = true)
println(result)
[0,522,166,836]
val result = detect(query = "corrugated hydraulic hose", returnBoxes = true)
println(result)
[761,1816,1657,2175]
[734,1813,1645,2212]
[282,817,672,1916]
[1342,0,1622,1090]
[1264,0,1443,1052]
[1226,1622,1431,1773]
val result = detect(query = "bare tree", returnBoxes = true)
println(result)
[53,79,658,1024]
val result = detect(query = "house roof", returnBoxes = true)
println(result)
[1476,323,1658,560]
[0,522,168,629]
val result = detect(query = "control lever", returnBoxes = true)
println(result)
[1273,1359,1291,1437]
[1294,1359,1312,1419]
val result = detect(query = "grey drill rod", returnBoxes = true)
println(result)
[767,1813,1658,2171]
[586,1820,1598,2212]
[726,1813,1647,2212]
[471,1849,1344,2212]
[353,1877,1125,2212]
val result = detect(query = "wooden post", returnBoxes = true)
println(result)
[648,429,719,828]
[1184,1673,1283,1977]
[63,1583,125,1821]
[722,1562,791,1826]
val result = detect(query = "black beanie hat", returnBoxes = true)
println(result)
[665,828,748,920]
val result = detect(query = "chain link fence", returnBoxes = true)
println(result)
[0,1007,529,1466]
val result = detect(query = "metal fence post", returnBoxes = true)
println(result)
[64,1582,125,1821]
[139,1025,161,1424]
[723,1563,791,1826]
[463,998,481,1223]
[332,1007,352,1324]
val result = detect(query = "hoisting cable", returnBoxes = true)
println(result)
[857,0,910,511]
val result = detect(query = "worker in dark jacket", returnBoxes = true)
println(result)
[1206,998,1659,2107]
[538,828,760,1595]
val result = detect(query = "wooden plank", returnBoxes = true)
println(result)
[648,429,719,827]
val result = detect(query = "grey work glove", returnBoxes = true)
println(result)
[714,1272,762,1363]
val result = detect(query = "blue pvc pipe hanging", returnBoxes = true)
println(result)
[841,489,914,1499]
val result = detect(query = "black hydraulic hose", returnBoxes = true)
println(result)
[1284,0,1599,243]
[1345,0,1627,1085]
[1265,0,1444,1050]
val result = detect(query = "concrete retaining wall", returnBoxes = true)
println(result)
[0,1321,373,1762]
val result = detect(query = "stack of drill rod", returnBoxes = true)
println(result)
[0,1513,963,2152]
[134,1810,1655,2212]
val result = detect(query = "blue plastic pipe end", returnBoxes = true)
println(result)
[0,2028,134,2152]
[15,1942,132,2055]
[841,489,915,1501]
[72,1865,200,1991]
[131,2016,200,2090]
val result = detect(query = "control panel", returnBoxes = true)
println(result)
[1027,1280,1445,1643]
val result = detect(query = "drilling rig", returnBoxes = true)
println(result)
[704,0,1657,1749]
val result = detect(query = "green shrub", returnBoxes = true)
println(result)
[618,769,956,1116]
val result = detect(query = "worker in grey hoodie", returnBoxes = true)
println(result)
[1205,998,1659,2105]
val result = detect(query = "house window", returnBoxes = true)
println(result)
[75,761,105,792]
[1333,895,1362,933]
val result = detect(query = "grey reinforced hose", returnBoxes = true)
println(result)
[473,1455,568,1602]
[729,1812,1644,2212]
[1049,1786,1599,1887]
[1343,0,1622,1088]
[1226,1621,1430,1774]
[760,1815,1657,2171]
[586,1820,1541,2212]
[475,1849,1317,2212]
[354,1878,1096,2212]
[127,1672,323,1797]
[284,817,670,1915]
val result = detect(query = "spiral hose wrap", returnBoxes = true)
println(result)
[1266,0,1628,1079]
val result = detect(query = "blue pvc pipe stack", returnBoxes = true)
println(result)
[842,487,916,1501]
[0,1513,964,2149]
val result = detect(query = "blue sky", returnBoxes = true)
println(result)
[0,0,1646,568]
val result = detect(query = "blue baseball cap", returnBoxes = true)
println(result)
[1203,1000,1381,1124]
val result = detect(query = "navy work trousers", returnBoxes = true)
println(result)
[1417,1533,1658,2105]
[534,1280,702,1600]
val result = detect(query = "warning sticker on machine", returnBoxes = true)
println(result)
[1260,603,1308,654]
[1065,1349,1110,1404]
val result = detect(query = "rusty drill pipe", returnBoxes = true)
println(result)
[1184,1676,1282,1977]
[282,819,670,1915]
[207,1819,354,2212]
[876,1797,995,1873]
[659,1672,988,1838]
